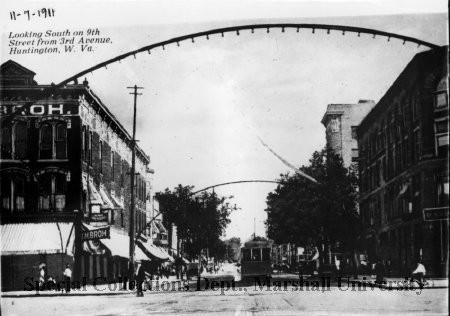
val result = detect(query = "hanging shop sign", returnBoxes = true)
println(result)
[423,207,449,221]
[81,227,110,241]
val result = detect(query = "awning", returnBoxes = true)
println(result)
[99,186,114,209]
[137,241,170,261]
[151,222,160,234]
[1,223,74,256]
[100,228,130,259]
[111,193,124,209]
[157,246,174,262]
[135,246,150,262]
[155,221,167,234]
[88,180,103,205]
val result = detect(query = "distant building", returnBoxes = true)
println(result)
[358,47,448,277]
[321,100,375,168]
[224,237,241,262]
[0,60,155,290]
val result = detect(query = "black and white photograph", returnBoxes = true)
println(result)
[0,0,448,315]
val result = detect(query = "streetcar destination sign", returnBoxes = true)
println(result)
[423,207,449,221]
[81,227,110,241]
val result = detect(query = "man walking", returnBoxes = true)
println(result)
[63,263,72,293]
[135,261,145,297]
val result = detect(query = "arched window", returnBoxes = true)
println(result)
[14,122,28,158]
[38,173,66,211]
[99,141,103,173]
[55,123,67,159]
[1,176,11,211]
[111,151,115,181]
[40,123,53,159]
[39,122,67,159]
[1,127,12,159]
[0,175,27,213]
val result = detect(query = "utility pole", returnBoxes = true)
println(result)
[127,85,143,279]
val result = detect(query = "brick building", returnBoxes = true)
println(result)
[321,100,375,168]
[357,47,448,277]
[0,60,158,290]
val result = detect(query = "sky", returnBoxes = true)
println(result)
[1,0,448,242]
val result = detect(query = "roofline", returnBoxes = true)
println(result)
[359,45,448,130]
[0,84,150,165]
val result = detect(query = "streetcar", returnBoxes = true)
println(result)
[240,239,273,279]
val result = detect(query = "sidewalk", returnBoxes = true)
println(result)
[352,275,448,289]
[1,275,187,298]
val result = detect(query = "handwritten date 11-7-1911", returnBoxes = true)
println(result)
[10,8,55,21]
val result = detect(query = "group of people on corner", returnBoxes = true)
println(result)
[38,263,72,293]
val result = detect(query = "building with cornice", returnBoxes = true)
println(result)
[0,60,169,290]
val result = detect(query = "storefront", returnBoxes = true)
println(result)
[1,222,74,291]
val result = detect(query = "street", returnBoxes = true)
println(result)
[2,281,448,315]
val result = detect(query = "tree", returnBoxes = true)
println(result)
[265,148,360,258]
[155,185,235,261]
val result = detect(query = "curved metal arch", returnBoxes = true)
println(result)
[190,180,282,195]
[57,23,440,87]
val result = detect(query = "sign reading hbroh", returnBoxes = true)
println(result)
[81,227,110,241]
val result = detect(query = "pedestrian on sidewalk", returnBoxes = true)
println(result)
[135,261,145,297]
[39,263,47,291]
[374,259,385,284]
[411,260,426,285]
[63,263,72,293]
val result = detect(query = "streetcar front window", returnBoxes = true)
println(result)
[242,248,251,261]
[262,248,271,261]
[251,248,262,261]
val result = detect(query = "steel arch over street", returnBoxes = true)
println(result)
[2,23,440,124]
[56,23,440,87]
[190,180,282,196]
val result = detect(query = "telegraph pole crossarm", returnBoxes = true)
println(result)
[127,85,144,280]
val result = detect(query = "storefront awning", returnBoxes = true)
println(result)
[99,186,114,209]
[137,241,170,261]
[1,223,74,256]
[135,246,150,262]
[88,180,103,205]
[155,221,167,234]
[111,194,124,209]
[151,222,160,234]
[100,228,129,259]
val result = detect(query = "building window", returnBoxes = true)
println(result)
[0,175,26,213]
[99,141,103,174]
[436,173,449,207]
[413,129,421,162]
[0,127,12,159]
[14,122,28,158]
[435,118,449,157]
[120,160,124,188]
[351,148,359,162]
[40,124,53,159]
[111,151,115,181]
[434,91,448,109]
[38,173,66,212]
[83,126,90,163]
[351,126,358,140]
[39,122,67,159]
[55,123,67,159]
[81,126,86,161]
[89,132,93,165]
[412,174,421,213]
